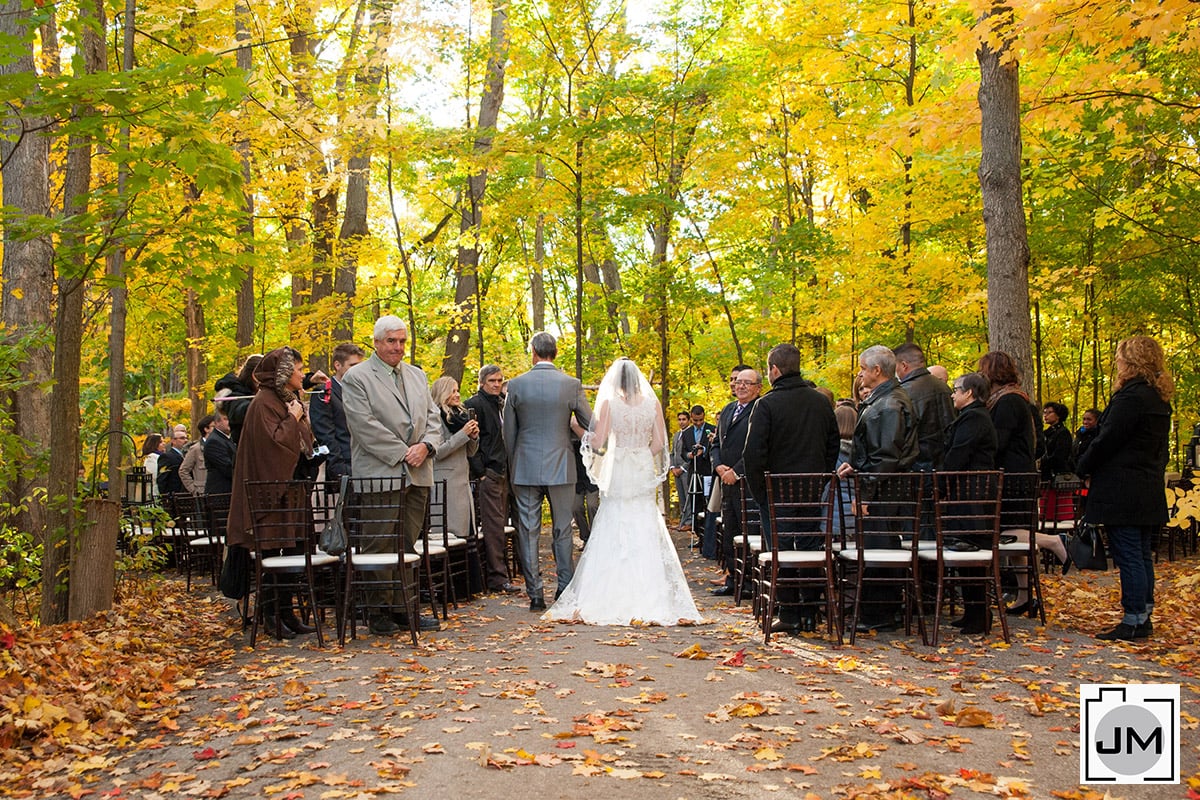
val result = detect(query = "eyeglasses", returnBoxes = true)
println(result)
[951,385,966,393]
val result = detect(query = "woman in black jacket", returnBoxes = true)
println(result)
[978,351,1036,473]
[941,372,998,633]
[1076,336,1173,642]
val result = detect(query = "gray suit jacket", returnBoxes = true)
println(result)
[342,353,442,488]
[504,362,592,486]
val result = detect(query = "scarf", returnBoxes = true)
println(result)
[443,406,469,434]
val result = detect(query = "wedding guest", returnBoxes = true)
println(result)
[1077,336,1172,642]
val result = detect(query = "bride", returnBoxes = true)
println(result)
[545,358,704,626]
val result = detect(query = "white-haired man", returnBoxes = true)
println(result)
[342,315,442,635]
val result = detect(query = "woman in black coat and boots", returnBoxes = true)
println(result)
[1076,336,1173,642]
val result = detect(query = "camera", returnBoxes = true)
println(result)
[465,407,477,421]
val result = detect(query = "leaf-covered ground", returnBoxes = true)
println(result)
[2,541,1198,799]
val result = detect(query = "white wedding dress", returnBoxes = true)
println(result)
[545,395,703,626]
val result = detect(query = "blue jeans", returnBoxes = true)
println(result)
[1106,525,1155,624]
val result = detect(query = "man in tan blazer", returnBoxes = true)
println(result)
[342,315,442,635]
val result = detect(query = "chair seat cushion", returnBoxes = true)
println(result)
[413,542,447,556]
[261,552,339,569]
[837,548,913,565]
[917,549,995,563]
[759,550,828,565]
[188,536,218,547]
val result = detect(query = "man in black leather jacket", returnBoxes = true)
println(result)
[894,343,955,472]
[837,345,920,631]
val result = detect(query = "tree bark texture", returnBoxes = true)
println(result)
[185,289,208,428]
[977,5,1033,389]
[336,0,395,347]
[44,0,108,625]
[69,499,119,620]
[444,0,509,383]
[234,0,255,349]
[0,0,53,542]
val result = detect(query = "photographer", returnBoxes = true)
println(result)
[681,405,717,554]
[308,343,364,485]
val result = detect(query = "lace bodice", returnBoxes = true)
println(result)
[607,397,658,448]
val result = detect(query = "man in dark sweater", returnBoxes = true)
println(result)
[464,365,520,594]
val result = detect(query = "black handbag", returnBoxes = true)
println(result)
[319,475,349,556]
[1051,472,1082,489]
[1067,524,1109,571]
[219,545,251,600]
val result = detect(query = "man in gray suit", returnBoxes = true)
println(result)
[342,315,442,634]
[504,332,592,611]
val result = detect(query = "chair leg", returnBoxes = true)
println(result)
[992,572,1011,643]
[929,574,944,648]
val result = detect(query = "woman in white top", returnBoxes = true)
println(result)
[142,433,165,499]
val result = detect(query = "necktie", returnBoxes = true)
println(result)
[394,367,408,406]
[732,404,745,424]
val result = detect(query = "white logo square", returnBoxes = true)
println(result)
[1080,683,1179,784]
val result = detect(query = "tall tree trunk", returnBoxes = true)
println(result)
[977,3,1032,389]
[285,7,339,330]
[184,290,207,427]
[234,0,255,350]
[336,0,395,349]
[531,157,547,331]
[45,0,107,624]
[0,0,54,540]
[105,0,136,498]
[444,0,510,383]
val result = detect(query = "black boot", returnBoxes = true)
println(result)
[280,610,317,635]
[1096,622,1139,641]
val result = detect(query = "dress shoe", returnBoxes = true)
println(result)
[710,584,735,597]
[369,616,400,635]
[950,616,967,628]
[1060,554,1074,575]
[770,619,800,635]
[501,582,523,594]
[530,598,547,612]
[677,525,692,532]
[799,614,817,633]
[1137,618,1153,637]
[1096,622,1140,641]
[280,613,317,634]
[1005,599,1040,617]
[855,619,897,634]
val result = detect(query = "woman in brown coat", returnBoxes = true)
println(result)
[226,347,316,638]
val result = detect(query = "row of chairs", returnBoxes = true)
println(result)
[134,477,479,649]
[727,471,1046,647]
[247,476,487,648]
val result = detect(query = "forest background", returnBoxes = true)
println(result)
[1,0,1199,623]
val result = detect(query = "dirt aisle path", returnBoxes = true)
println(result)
[78,538,1195,800]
